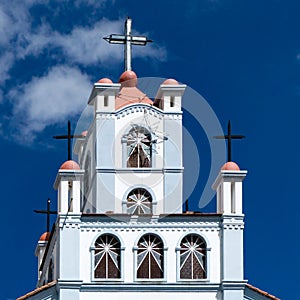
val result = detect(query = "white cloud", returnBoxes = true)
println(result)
[0,1,34,80]
[19,18,167,66]
[0,1,167,71]
[55,19,167,65]
[0,6,13,46]
[10,65,91,143]
[0,52,14,84]
[53,19,125,65]
[73,0,112,7]
[0,1,167,144]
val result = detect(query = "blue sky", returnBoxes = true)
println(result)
[0,0,298,299]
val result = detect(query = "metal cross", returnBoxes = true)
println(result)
[103,17,152,71]
[185,198,189,212]
[34,198,57,232]
[214,120,245,162]
[53,120,83,161]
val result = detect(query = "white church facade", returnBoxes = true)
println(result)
[18,19,279,300]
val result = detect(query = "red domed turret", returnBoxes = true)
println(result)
[221,161,240,171]
[119,70,138,87]
[39,232,50,242]
[98,78,113,84]
[81,130,88,137]
[59,160,80,170]
[115,70,152,110]
[162,78,179,85]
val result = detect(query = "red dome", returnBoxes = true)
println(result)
[98,78,113,83]
[39,232,50,241]
[221,161,240,171]
[60,160,80,170]
[119,70,138,87]
[81,130,88,137]
[162,78,179,85]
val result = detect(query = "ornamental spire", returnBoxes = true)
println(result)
[103,17,152,71]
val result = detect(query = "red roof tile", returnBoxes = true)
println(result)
[246,283,280,300]
[17,281,56,300]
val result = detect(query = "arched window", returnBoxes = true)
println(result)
[179,234,207,279]
[137,234,164,279]
[126,126,152,167]
[126,188,152,214]
[94,234,121,279]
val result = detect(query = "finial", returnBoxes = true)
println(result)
[103,17,152,71]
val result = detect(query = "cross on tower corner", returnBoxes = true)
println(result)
[53,120,84,161]
[214,120,245,162]
[34,198,57,233]
[103,17,152,71]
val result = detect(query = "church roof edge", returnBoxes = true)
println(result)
[246,283,280,300]
[16,280,57,300]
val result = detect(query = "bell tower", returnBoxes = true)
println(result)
[77,70,186,215]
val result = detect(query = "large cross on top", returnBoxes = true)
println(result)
[103,17,152,71]
[214,120,245,162]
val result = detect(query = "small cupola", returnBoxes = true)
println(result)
[154,78,186,111]
[115,70,153,109]
[54,160,84,215]
[212,162,247,214]
[88,76,120,113]
[35,232,51,280]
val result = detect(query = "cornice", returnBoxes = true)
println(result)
[95,103,182,119]
[79,221,220,232]
[81,282,220,292]
[95,167,184,173]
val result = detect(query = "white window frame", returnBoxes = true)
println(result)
[122,186,157,215]
[176,233,211,282]
[133,233,167,282]
[90,233,125,282]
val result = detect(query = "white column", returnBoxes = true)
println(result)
[71,181,81,213]
[59,180,69,213]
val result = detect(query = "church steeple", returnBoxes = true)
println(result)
[19,17,279,300]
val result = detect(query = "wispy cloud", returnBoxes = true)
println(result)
[9,65,91,143]
[0,1,166,70]
[17,19,166,66]
[0,1,167,144]
[73,0,113,8]
[0,52,14,84]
